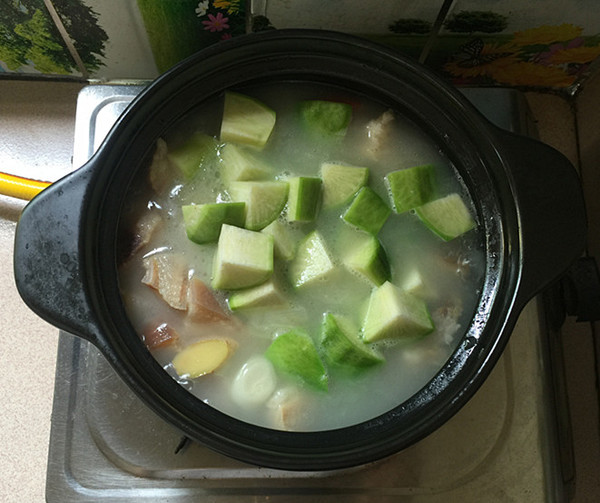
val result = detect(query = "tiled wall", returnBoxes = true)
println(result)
[0,0,249,79]
[0,0,157,79]
[1,0,599,94]
[264,0,600,94]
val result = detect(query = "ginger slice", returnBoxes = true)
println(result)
[172,339,236,378]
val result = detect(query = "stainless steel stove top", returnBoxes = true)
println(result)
[45,84,569,502]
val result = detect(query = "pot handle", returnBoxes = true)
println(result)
[13,162,103,347]
[494,129,587,305]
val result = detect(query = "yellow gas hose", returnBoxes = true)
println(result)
[0,172,51,201]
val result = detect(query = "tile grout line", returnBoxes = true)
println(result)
[419,0,455,64]
[42,0,89,79]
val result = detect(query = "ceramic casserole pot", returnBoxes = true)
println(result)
[14,29,587,471]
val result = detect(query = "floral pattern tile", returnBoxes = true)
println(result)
[441,24,600,90]
[2,0,600,92]
[136,0,247,72]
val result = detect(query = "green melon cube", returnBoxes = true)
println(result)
[265,329,328,391]
[220,91,276,149]
[289,230,336,289]
[228,180,289,231]
[401,269,428,297]
[298,100,352,138]
[212,224,274,290]
[219,143,272,183]
[319,313,383,372]
[344,233,391,286]
[321,162,369,209]
[362,281,434,342]
[343,187,391,235]
[229,280,288,310]
[261,219,299,261]
[167,132,219,180]
[182,202,245,244]
[385,164,436,214]
[415,193,476,241]
[286,176,322,222]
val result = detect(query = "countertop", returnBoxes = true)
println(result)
[1,78,599,502]
[0,80,84,503]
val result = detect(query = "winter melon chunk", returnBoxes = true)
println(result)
[343,187,391,235]
[321,162,369,209]
[229,280,288,310]
[344,233,391,286]
[220,91,276,149]
[298,100,352,138]
[415,193,476,241]
[286,176,322,222]
[320,313,384,372]
[266,329,328,391]
[289,230,336,289]
[362,281,434,342]
[220,143,272,183]
[212,224,274,290]
[167,132,218,180]
[261,219,299,261]
[182,202,245,244]
[229,180,289,231]
[385,164,435,214]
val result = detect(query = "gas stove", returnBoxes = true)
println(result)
[45,84,572,502]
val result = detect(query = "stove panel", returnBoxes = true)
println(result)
[46,84,564,502]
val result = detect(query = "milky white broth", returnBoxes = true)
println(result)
[117,82,485,431]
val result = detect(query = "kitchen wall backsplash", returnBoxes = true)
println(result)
[0,0,248,79]
[1,0,599,95]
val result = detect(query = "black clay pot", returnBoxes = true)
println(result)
[14,30,586,471]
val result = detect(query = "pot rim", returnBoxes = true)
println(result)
[85,29,521,469]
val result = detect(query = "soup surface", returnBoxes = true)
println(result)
[118,82,484,431]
